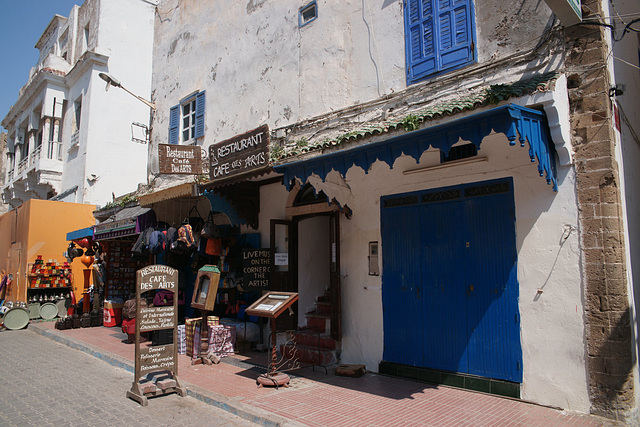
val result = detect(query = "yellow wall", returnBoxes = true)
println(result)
[0,199,96,303]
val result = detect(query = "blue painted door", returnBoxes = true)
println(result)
[381,179,522,382]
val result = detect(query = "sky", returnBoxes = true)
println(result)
[0,0,83,133]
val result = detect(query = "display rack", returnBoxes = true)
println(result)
[103,240,142,300]
[26,258,73,319]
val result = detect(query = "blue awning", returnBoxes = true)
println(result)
[274,104,558,191]
[202,192,246,227]
[66,227,94,241]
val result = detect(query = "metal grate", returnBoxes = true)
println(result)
[422,189,461,203]
[383,195,418,208]
[464,181,511,198]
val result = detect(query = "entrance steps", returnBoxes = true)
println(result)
[280,292,340,367]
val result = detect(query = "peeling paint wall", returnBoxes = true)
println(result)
[150,0,558,182]
[150,0,592,414]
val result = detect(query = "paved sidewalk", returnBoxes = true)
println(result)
[27,320,621,427]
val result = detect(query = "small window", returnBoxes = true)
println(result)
[169,91,206,144]
[440,143,477,163]
[182,98,197,142]
[299,1,317,27]
[73,98,82,133]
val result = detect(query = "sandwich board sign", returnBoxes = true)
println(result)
[127,265,186,406]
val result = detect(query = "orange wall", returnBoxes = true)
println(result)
[0,199,96,303]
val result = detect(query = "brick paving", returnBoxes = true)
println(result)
[24,321,625,427]
[0,327,256,427]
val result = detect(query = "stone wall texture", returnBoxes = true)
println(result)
[565,0,635,421]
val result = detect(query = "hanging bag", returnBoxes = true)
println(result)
[201,211,220,239]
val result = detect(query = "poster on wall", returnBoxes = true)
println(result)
[242,249,270,290]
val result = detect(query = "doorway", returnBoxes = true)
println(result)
[381,178,522,383]
[270,184,342,339]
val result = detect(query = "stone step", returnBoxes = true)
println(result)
[291,329,338,350]
[281,342,338,366]
[305,315,329,333]
[313,300,331,315]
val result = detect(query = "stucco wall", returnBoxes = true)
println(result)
[609,0,640,413]
[0,199,96,303]
[150,0,556,180]
[314,132,589,412]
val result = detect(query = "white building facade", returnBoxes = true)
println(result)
[145,0,638,421]
[1,0,155,209]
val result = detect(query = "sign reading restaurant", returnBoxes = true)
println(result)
[209,125,269,180]
[158,144,203,175]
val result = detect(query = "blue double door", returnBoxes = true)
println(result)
[381,179,522,382]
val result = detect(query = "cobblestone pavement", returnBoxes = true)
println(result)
[0,329,257,427]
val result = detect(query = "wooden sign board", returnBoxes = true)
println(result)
[139,306,176,332]
[127,265,185,406]
[191,265,220,311]
[209,125,269,180]
[158,143,203,174]
[245,291,298,319]
[242,248,270,290]
[140,343,176,375]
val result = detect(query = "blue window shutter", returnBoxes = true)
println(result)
[405,0,436,84]
[405,0,474,85]
[169,105,179,144]
[438,0,473,70]
[194,90,206,139]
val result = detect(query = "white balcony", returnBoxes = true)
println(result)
[2,140,64,207]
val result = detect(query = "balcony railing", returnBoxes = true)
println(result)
[12,140,63,176]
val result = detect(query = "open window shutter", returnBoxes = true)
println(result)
[438,0,473,70]
[169,105,179,144]
[194,91,206,139]
[405,0,436,84]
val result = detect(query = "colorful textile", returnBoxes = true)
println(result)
[185,317,202,357]
[177,324,186,354]
[208,325,236,357]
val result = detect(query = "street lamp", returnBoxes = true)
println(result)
[99,72,156,111]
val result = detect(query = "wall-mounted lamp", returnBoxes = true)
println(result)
[99,72,156,111]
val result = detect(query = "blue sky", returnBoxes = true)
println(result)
[0,1,83,133]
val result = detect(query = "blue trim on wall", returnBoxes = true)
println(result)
[202,191,246,227]
[274,104,558,192]
[66,227,94,241]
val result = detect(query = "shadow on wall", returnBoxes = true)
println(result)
[589,305,636,421]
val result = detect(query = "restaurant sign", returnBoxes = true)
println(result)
[159,144,203,175]
[209,125,269,180]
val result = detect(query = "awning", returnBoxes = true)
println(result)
[138,183,197,207]
[66,226,94,241]
[93,205,156,240]
[201,191,246,227]
[274,104,558,192]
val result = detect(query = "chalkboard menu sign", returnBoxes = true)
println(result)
[140,344,176,374]
[242,248,270,290]
[139,306,176,331]
[127,265,185,406]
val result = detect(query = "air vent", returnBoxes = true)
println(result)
[441,143,477,163]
